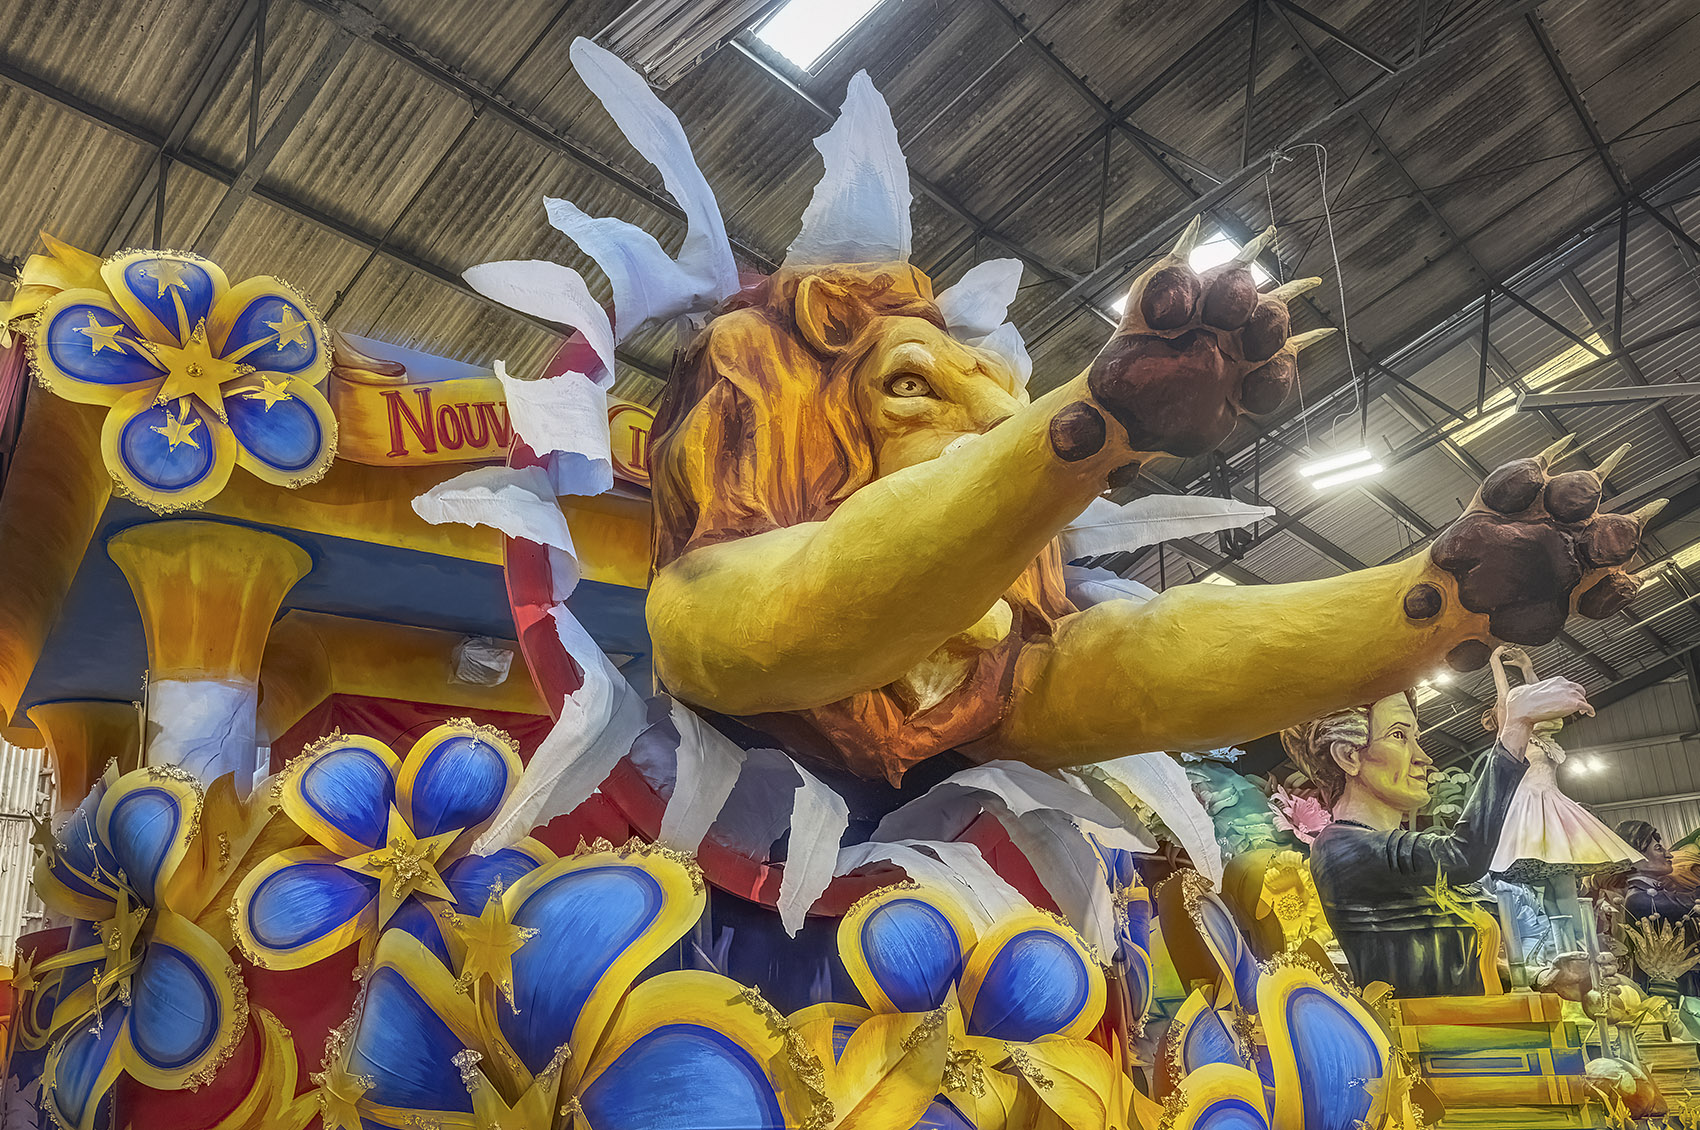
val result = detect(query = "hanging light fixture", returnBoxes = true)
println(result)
[1298,447,1381,489]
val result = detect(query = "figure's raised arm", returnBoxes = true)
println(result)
[646,230,1320,716]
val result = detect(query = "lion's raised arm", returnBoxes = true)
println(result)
[645,258,1653,781]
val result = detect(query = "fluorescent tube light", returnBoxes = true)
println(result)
[1298,447,1374,478]
[1310,461,1384,490]
[755,0,889,70]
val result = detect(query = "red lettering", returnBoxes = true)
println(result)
[436,403,464,449]
[384,388,435,456]
[479,402,513,450]
[457,402,491,449]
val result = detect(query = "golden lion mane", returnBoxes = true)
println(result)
[648,263,941,572]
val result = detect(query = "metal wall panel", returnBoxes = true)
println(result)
[0,741,50,965]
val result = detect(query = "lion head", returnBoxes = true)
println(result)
[648,263,1071,782]
[649,263,1030,570]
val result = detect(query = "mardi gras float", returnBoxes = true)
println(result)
[0,35,1683,1130]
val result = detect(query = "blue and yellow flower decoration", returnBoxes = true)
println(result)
[27,245,336,512]
[832,882,1129,1130]
[232,721,527,971]
[27,766,249,1130]
[314,839,823,1130]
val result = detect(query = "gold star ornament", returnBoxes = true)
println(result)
[146,259,192,298]
[339,807,457,927]
[77,313,129,354]
[151,408,203,451]
[265,307,312,350]
[446,881,536,1008]
[241,375,293,410]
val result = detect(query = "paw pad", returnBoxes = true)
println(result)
[1086,217,1333,459]
[1426,441,1659,647]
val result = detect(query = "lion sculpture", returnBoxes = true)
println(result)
[472,40,1656,787]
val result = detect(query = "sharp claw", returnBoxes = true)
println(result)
[1268,276,1323,303]
[1631,498,1668,528]
[1595,443,1631,481]
[1289,327,1336,353]
[1235,225,1277,265]
[1171,216,1204,259]
[1535,435,1576,469]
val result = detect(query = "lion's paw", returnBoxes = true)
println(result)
[1418,439,1662,670]
[1084,217,1332,458]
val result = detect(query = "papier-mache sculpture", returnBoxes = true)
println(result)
[1,30,1669,1130]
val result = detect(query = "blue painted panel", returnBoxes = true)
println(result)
[227,393,322,472]
[580,1025,783,1130]
[247,862,378,951]
[409,734,509,837]
[123,259,217,341]
[301,747,394,849]
[223,295,317,374]
[105,787,181,902]
[20,501,649,721]
[503,866,663,1073]
[128,943,219,1071]
[967,930,1090,1042]
[389,898,452,967]
[861,899,963,1012]
[1288,986,1378,1130]
[44,303,160,384]
[350,966,475,1113]
[118,402,216,491]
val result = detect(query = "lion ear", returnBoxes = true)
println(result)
[795,275,865,355]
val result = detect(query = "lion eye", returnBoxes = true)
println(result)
[887,373,934,398]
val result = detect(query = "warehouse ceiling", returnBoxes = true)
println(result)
[3,0,1700,758]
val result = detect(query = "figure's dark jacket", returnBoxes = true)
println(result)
[1310,746,1526,997]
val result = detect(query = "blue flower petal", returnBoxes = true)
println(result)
[287,739,397,854]
[239,849,379,966]
[1285,986,1381,1130]
[965,928,1092,1042]
[910,1097,976,1130]
[580,1024,785,1130]
[443,847,543,912]
[858,897,965,1012]
[226,386,326,474]
[116,257,220,343]
[127,942,221,1073]
[348,965,476,1114]
[216,292,320,375]
[40,301,161,388]
[388,897,452,967]
[400,727,518,842]
[502,864,665,1073]
[44,1001,126,1130]
[103,782,192,904]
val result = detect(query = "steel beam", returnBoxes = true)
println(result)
[194,25,355,250]
[1024,0,1554,339]
[1521,383,1700,410]
[101,0,267,253]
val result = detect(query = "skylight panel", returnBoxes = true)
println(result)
[1110,231,1272,316]
[755,0,890,70]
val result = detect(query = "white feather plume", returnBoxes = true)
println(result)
[787,70,912,266]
